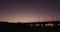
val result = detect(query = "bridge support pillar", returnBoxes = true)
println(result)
[42,24,45,27]
[33,24,35,27]
[53,24,58,26]
[39,24,41,27]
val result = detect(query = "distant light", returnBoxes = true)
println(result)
[58,24,60,25]
[45,24,54,27]
[35,24,40,26]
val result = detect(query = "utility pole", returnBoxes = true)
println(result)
[52,16,55,21]
[38,17,40,22]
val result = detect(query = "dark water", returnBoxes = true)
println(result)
[0,25,60,32]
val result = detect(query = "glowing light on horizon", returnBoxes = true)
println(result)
[0,16,55,23]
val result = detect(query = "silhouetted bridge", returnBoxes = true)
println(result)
[23,21,60,27]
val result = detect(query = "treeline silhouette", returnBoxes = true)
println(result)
[0,21,60,32]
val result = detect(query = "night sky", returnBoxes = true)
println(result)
[0,0,60,23]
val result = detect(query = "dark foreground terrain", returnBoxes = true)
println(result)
[0,21,60,32]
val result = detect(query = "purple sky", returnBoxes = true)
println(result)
[0,0,60,23]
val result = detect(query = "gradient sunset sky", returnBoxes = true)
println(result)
[0,0,60,23]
